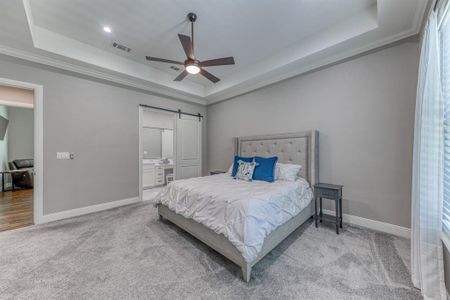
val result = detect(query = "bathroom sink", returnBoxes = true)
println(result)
[143,158,173,166]
[143,159,157,165]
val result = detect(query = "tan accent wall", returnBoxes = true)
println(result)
[0,86,33,108]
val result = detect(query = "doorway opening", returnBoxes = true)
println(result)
[0,78,43,228]
[140,108,175,201]
[138,106,203,202]
[0,85,34,231]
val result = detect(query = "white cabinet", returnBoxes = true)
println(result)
[143,164,166,188]
[143,164,155,188]
[155,166,164,186]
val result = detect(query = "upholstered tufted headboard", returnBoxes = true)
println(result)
[234,131,319,186]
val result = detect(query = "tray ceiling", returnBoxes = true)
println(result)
[0,0,430,105]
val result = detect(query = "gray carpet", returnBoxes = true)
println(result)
[0,202,421,300]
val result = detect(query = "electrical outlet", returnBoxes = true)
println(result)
[56,152,71,160]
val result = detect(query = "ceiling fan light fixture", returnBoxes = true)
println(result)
[186,64,200,74]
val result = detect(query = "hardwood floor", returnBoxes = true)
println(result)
[0,189,33,232]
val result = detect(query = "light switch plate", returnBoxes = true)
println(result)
[56,152,71,160]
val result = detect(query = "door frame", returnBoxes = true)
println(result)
[138,106,176,202]
[0,77,44,225]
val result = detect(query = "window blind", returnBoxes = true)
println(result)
[441,19,450,233]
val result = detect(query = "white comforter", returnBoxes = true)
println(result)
[152,174,313,263]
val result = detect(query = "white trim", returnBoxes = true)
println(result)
[22,0,36,45]
[0,77,44,225]
[34,84,44,225]
[322,209,411,239]
[205,25,422,105]
[5,1,426,105]
[138,107,177,199]
[142,196,156,202]
[1,28,421,107]
[0,45,207,106]
[138,106,143,202]
[40,197,140,223]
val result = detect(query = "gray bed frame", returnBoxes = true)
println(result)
[158,130,319,282]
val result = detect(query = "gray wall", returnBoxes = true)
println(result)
[8,106,34,161]
[0,55,207,215]
[207,41,419,228]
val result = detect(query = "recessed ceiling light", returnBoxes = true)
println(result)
[103,26,112,33]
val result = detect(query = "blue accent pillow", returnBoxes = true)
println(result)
[253,156,278,182]
[232,156,253,176]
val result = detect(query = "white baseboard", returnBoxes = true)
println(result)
[40,197,141,224]
[38,197,410,238]
[322,209,411,239]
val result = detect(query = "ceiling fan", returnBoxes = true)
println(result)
[145,12,235,83]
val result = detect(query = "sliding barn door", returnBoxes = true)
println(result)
[175,114,202,180]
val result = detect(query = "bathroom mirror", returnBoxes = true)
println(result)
[142,128,173,159]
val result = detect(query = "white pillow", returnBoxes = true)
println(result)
[275,163,302,181]
[227,164,233,174]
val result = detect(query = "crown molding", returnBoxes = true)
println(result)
[1,0,429,106]
[205,1,428,105]
[0,25,421,108]
[0,45,207,106]
[206,30,421,105]
[20,0,207,106]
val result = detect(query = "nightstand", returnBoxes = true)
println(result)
[314,183,343,234]
[210,170,226,175]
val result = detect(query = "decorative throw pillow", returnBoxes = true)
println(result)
[227,164,233,175]
[253,156,278,182]
[231,156,254,176]
[275,163,302,181]
[234,160,257,181]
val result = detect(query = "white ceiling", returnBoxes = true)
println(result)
[0,0,430,105]
[30,0,375,84]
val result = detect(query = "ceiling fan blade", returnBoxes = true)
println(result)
[201,57,235,67]
[178,34,194,59]
[200,69,220,83]
[146,56,184,65]
[174,70,189,81]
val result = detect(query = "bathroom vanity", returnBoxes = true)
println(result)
[143,159,174,188]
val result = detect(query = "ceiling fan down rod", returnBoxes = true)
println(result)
[188,12,197,57]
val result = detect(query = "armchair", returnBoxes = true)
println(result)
[8,159,34,189]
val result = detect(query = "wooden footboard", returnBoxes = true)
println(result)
[157,203,313,282]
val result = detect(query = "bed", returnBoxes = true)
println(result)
[153,130,319,282]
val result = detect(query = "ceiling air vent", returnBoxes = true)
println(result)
[112,42,131,52]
